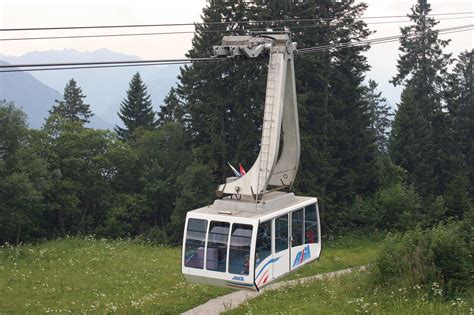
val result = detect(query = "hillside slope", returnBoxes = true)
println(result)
[0,61,61,128]
[1,49,181,125]
[0,60,115,129]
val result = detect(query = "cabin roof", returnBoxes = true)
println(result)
[188,192,317,222]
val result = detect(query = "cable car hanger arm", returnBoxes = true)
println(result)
[213,33,301,201]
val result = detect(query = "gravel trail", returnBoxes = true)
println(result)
[182,265,368,315]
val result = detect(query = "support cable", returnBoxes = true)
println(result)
[1,12,472,32]
[297,24,473,53]
[1,16,472,42]
[0,57,218,69]
[1,27,471,73]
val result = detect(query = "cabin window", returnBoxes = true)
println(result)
[229,224,253,275]
[275,214,289,253]
[304,204,319,244]
[184,218,208,269]
[206,221,230,272]
[292,209,304,246]
[256,221,272,268]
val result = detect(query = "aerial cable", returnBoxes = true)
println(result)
[1,30,199,42]
[1,27,471,73]
[297,27,473,53]
[1,12,472,32]
[0,60,226,73]
[296,28,473,54]
[298,26,473,53]
[297,24,473,53]
[1,16,472,42]
[0,57,218,69]
[278,16,473,31]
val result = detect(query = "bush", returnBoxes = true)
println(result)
[138,226,168,246]
[373,221,472,299]
[374,183,422,230]
[96,194,152,238]
[343,183,423,231]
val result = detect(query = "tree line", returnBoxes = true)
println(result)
[0,0,472,245]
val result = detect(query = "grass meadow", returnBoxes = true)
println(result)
[225,270,473,315]
[1,233,470,314]
[0,237,230,313]
[225,233,474,315]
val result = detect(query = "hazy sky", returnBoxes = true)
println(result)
[1,0,472,105]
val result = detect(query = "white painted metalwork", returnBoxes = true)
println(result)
[214,34,300,200]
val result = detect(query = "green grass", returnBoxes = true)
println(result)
[225,270,473,315]
[283,233,383,281]
[2,232,468,314]
[0,233,380,313]
[225,233,473,315]
[0,237,230,313]
[0,233,383,313]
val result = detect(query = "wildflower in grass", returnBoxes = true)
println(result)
[413,284,422,290]
[431,282,442,297]
[451,298,466,308]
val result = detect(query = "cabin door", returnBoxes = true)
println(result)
[271,214,290,279]
[290,208,306,270]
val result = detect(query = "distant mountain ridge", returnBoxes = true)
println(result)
[0,60,116,129]
[0,60,62,128]
[0,48,181,127]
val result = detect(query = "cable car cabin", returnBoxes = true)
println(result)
[182,34,321,291]
[181,192,321,291]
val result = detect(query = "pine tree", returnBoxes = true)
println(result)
[280,0,378,225]
[443,174,472,219]
[158,88,184,126]
[390,0,451,90]
[390,85,436,196]
[115,72,157,140]
[49,78,93,125]
[389,0,453,197]
[445,50,473,198]
[170,0,266,182]
[363,80,393,154]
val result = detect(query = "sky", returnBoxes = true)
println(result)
[1,0,473,106]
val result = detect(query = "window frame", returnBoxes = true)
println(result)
[205,220,230,272]
[291,208,304,247]
[304,204,319,244]
[255,220,272,268]
[184,218,208,269]
[228,223,254,275]
[274,213,289,254]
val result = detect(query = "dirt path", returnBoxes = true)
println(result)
[182,265,368,315]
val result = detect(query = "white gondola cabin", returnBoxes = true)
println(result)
[182,33,321,290]
[182,192,321,291]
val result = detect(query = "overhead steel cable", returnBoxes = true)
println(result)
[0,57,218,69]
[1,11,472,32]
[297,27,474,53]
[0,60,225,73]
[1,30,198,42]
[1,16,472,42]
[331,27,474,49]
[297,24,474,53]
[1,26,471,73]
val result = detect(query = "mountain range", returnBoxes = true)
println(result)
[0,49,181,129]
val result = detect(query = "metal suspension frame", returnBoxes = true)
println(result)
[213,33,300,201]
